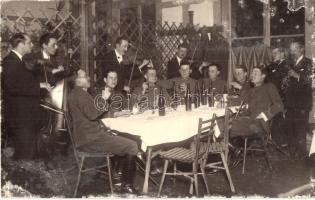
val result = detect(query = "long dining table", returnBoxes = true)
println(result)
[101,105,234,194]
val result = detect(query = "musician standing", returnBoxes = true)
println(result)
[265,47,290,146]
[97,36,148,93]
[26,33,65,98]
[166,44,188,79]
[2,33,49,160]
[285,41,313,158]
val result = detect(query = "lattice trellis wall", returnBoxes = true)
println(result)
[1,7,81,69]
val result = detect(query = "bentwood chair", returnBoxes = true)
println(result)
[157,114,232,197]
[231,101,273,174]
[64,112,114,197]
[238,122,273,174]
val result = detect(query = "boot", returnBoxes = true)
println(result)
[111,156,124,189]
[121,155,139,195]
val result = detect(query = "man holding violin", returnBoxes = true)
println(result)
[166,44,188,79]
[97,36,150,93]
[284,41,313,158]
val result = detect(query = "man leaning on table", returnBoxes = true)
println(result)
[68,69,139,194]
[230,65,284,138]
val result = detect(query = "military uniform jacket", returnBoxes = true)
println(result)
[242,83,284,120]
[132,82,171,110]
[166,56,182,79]
[198,78,226,95]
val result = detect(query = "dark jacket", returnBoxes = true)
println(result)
[90,87,129,117]
[2,51,40,128]
[97,50,143,91]
[166,56,182,79]
[68,86,108,147]
[284,56,313,111]
[24,51,66,99]
[97,50,125,89]
[198,78,227,95]
[265,60,289,99]
[132,83,171,110]
[24,51,65,86]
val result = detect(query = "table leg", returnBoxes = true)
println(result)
[142,147,152,194]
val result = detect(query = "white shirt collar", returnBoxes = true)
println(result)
[176,56,182,65]
[115,49,123,63]
[42,50,50,59]
[11,50,23,61]
[296,55,304,65]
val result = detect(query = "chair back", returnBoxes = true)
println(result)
[194,113,217,162]
[64,111,79,162]
[225,106,234,152]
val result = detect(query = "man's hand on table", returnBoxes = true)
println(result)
[113,110,131,118]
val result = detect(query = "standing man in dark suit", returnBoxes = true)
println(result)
[97,36,149,93]
[265,47,290,146]
[285,41,313,158]
[2,33,50,160]
[265,47,290,98]
[166,44,188,79]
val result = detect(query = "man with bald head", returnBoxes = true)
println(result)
[68,69,139,194]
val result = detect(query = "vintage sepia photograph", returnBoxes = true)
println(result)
[1,0,315,198]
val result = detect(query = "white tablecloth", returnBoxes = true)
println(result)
[101,105,228,151]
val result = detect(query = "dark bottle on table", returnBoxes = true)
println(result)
[194,83,200,108]
[185,83,192,111]
[158,87,166,116]
[208,81,214,107]
[201,80,207,105]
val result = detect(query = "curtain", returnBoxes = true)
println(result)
[231,44,272,76]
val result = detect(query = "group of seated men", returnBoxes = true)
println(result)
[2,32,313,194]
[92,36,312,160]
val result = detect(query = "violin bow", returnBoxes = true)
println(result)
[127,48,139,89]
[190,35,201,64]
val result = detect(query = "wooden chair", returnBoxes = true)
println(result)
[157,113,234,197]
[239,130,272,174]
[232,103,273,174]
[203,107,235,193]
[64,112,114,197]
